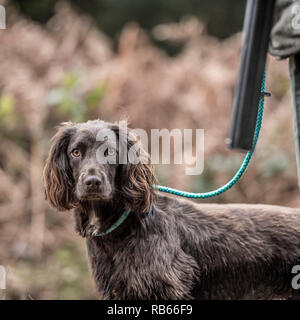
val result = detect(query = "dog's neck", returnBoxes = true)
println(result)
[75,197,141,239]
[84,197,125,219]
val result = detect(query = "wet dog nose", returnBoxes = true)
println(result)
[84,176,102,189]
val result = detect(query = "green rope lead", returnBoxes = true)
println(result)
[153,71,266,199]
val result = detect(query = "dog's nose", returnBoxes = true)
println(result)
[84,176,102,189]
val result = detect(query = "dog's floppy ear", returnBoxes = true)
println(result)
[43,122,76,211]
[117,127,157,214]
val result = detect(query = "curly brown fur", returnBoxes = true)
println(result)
[44,120,300,300]
[43,122,77,210]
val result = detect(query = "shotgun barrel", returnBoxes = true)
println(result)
[229,0,276,150]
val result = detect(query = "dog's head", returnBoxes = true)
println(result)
[43,120,157,214]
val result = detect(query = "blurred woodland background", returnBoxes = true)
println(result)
[0,0,299,299]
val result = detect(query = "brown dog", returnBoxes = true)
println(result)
[44,120,300,299]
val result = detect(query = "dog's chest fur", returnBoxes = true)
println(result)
[85,208,199,300]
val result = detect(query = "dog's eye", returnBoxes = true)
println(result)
[71,148,81,158]
[108,148,116,156]
[105,148,115,156]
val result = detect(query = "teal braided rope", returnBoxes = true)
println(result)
[153,71,266,199]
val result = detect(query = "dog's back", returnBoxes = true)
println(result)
[158,197,300,299]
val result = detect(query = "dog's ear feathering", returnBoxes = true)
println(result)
[119,129,157,214]
[43,122,76,211]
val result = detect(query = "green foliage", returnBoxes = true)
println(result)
[208,153,246,175]
[190,154,244,194]
[86,85,106,110]
[155,165,172,186]
[47,71,106,122]
[258,152,291,178]
[0,94,15,122]
[0,93,31,151]
[54,243,94,299]
[271,72,290,100]
[11,242,95,300]
[191,169,214,194]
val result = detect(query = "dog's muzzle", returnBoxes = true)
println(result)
[77,171,112,200]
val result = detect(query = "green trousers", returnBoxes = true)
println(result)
[289,54,300,187]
